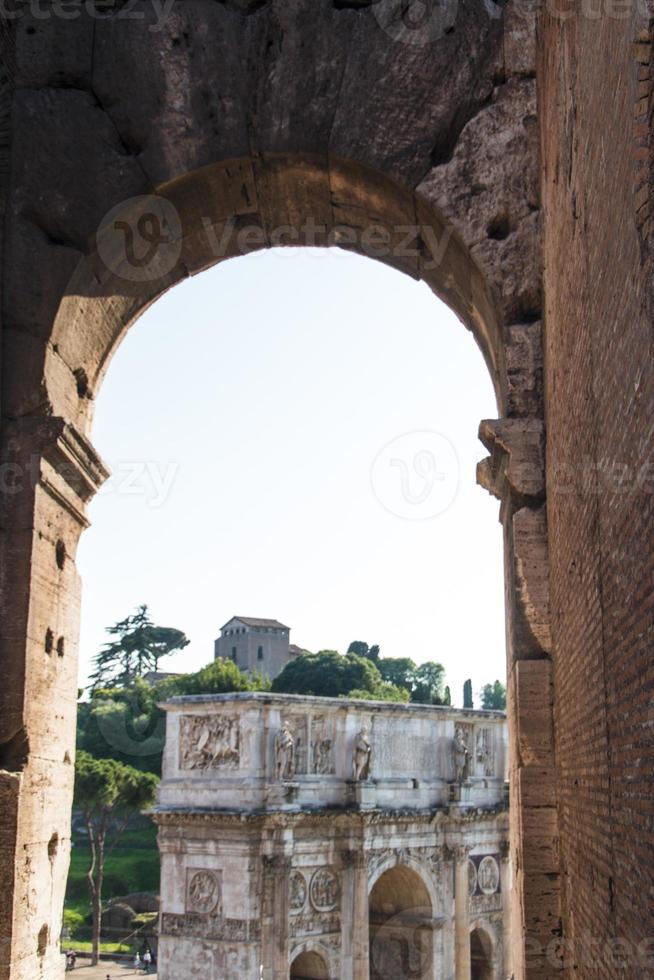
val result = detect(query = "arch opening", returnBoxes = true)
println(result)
[369,865,434,980]
[46,153,503,436]
[69,241,508,969]
[470,927,494,980]
[290,949,330,980]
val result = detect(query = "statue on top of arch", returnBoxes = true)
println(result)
[352,726,372,781]
[452,726,470,783]
[275,722,296,781]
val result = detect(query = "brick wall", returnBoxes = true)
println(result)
[542,12,654,975]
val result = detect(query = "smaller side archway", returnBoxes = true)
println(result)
[369,864,435,980]
[470,926,494,980]
[290,948,330,979]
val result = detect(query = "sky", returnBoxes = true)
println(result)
[76,247,506,707]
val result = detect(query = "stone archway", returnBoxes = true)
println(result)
[470,927,494,980]
[0,5,557,978]
[290,949,330,980]
[369,865,434,980]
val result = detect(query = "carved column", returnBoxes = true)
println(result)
[341,847,369,980]
[452,845,471,980]
[500,840,512,978]
[0,418,108,980]
[340,850,355,980]
[261,853,292,980]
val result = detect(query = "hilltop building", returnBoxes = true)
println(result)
[214,616,301,679]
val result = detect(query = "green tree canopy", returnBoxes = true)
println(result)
[74,750,158,964]
[347,683,409,703]
[412,661,446,704]
[378,656,416,692]
[443,685,452,706]
[273,650,392,699]
[89,605,189,690]
[480,679,507,710]
[347,640,380,664]
[378,658,446,704]
[156,657,262,699]
[77,679,163,773]
[463,678,474,709]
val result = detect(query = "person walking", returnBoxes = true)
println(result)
[133,951,141,971]
[143,948,152,974]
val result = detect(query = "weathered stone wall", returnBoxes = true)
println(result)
[541,7,654,978]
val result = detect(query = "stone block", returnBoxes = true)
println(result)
[513,660,554,767]
[505,322,544,418]
[513,506,552,654]
[516,766,557,809]
[478,420,545,504]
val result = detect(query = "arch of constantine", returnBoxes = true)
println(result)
[154,693,510,980]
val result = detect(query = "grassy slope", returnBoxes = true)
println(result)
[65,820,160,921]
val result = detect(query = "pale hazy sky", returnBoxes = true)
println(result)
[77,247,506,707]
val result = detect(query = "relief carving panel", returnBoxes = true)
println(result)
[186,869,222,915]
[468,859,478,896]
[289,870,307,913]
[179,715,240,771]
[161,912,261,942]
[309,867,340,912]
[471,892,503,914]
[475,727,495,776]
[469,854,501,902]
[478,855,500,894]
[282,714,309,774]
[288,911,341,938]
